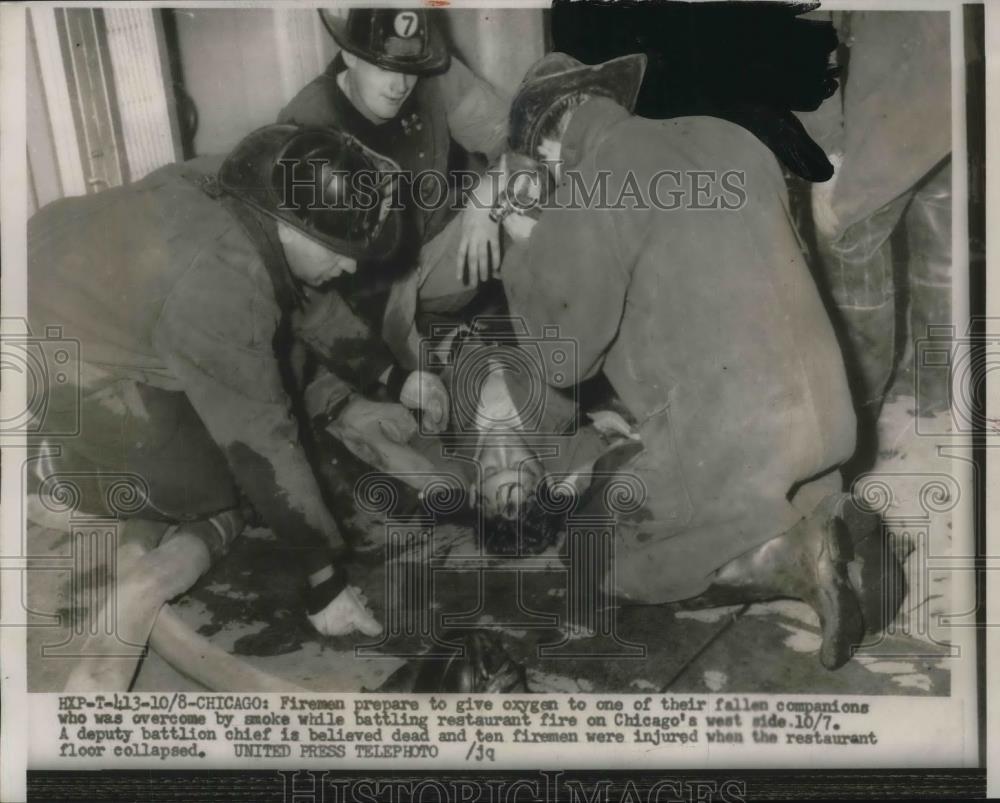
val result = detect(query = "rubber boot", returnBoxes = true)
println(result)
[838,496,908,635]
[682,500,862,670]
[683,496,907,669]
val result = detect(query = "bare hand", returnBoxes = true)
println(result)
[456,204,501,285]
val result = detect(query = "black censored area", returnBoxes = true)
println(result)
[551,0,839,181]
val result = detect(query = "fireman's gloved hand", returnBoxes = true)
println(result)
[306,566,382,638]
[399,370,450,434]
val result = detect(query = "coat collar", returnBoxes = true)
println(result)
[560,97,632,171]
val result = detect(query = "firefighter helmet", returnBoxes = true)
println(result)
[219,124,402,261]
[509,52,647,158]
[319,8,449,76]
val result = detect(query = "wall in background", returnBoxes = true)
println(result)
[26,6,548,209]
[447,8,546,96]
[173,8,336,156]
[173,8,545,156]
[27,7,180,209]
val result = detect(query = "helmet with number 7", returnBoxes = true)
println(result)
[318,8,450,76]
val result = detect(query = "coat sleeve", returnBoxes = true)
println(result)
[292,285,397,394]
[432,57,509,161]
[153,238,343,568]
[277,76,337,127]
[501,203,632,388]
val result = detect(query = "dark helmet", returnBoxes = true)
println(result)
[318,8,449,76]
[509,53,647,158]
[219,124,402,261]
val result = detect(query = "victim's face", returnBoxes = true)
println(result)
[536,137,563,183]
[476,438,544,521]
[278,222,357,287]
[343,53,418,124]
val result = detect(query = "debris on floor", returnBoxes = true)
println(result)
[25,392,959,695]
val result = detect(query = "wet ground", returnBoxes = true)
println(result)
[25,390,960,695]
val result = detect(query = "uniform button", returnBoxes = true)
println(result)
[418,152,425,158]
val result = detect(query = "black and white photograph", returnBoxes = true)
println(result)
[0,0,992,798]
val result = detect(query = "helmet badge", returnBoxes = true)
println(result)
[394,11,420,38]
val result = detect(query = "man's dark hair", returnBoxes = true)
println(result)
[483,493,564,555]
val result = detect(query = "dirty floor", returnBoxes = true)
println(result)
[25,389,960,696]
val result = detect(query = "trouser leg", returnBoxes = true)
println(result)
[37,374,240,522]
[814,191,912,418]
[903,158,953,415]
[38,373,252,690]
[63,509,247,691]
